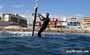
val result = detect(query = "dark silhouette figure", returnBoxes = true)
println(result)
[38,13,50,37]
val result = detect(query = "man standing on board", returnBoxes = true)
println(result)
[38,12,50,37]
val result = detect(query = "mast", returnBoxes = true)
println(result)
[32,0,39,36]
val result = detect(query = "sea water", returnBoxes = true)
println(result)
[0,32,90,55]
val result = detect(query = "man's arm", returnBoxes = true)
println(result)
[38,14,45,21]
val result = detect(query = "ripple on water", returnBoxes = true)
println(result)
[0,34,90,55]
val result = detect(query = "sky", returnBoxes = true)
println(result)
[0,0,90,23]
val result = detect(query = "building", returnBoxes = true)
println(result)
[49,18,58,28]
[0,13,27,27]
[57,17,67,28]
[0,13,28,31]
[67,16,81,30]
[54,17,67,32]
[81,16,90,31]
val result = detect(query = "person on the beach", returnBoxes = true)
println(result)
[38,12,50,37]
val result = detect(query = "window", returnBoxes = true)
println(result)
[10,17,18,22]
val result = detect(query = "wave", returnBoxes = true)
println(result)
[0,31,90,38]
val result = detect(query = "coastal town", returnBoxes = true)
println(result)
[0,13,90,33]
[1,0,90,55]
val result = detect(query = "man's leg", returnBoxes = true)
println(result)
[38,25,46,37]
[38,31,41,37]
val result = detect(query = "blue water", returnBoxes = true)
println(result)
[0,33,90,55]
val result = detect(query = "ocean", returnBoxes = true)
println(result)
[0,32,90,55]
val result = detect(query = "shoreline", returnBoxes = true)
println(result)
[1,31,90,35]
[0,28,90,35]
[0,31,90,38]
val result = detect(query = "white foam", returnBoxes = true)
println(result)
[0,31,90,38]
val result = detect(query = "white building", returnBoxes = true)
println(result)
[57,16,67,28]
[67,16,81,29]
[0,13,27,27]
